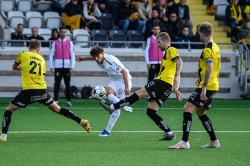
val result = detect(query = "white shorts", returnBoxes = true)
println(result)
[107,80,132,99]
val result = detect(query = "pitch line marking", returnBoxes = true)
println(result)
[8,130,250,134]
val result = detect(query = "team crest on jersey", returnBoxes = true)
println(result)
[116,67,119,71]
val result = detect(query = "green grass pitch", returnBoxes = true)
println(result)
[0,98,249,166]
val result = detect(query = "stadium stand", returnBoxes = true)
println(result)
[26,11,43,28]
[100,13,114,32]
[7,11,25,29]
[16,0,33,13]
[91,29,108,47]
[72,29,90,47]
[43,11,61,29]
[109,30,126,48]
[38,28,51,40]
[127,30,144,48]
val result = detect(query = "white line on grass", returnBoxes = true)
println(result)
[8,130,250,134]
[0,107,249,110]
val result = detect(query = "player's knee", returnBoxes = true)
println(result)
[147,108,156,118]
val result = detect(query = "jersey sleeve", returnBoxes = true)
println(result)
[15,51,23,64]
[168,47,179,61]
[203,47,213,63]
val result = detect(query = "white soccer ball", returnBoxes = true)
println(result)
[91,86,107,99]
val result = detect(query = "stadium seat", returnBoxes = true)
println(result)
[213,0,229,5]
[16,0,33,13]
[35,1,51,12]
[100,13,114,32]
[73,29,90,47]
[7,11,26,29]
[215,4,227,21]
[39,28,52,40]
[127,30,144,48]
[44,11,61,29]
[109,30,126,48]
[66,29,72,40]
[91,29,108,47]
[0,0,15,14]
[23,28,32,37]
[26,11,43,28]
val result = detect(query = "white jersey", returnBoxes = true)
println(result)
[98,53,132,82]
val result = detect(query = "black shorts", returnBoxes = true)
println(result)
[144,79,172,107]
[187,88,217,110]
[11,89,54,108]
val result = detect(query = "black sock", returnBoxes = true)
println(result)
[59,108,81,124]
[2,110,12,134]
[113,93,139,110]
[147,108,171,133]
[199,114,217,141]
[182,112,192,142]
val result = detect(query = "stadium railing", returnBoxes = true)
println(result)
[238,42,250,97]
[0,40,237,52]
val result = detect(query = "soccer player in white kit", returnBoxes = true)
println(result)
[76,46,133,136]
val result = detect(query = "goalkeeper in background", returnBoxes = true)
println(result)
[76,46,133,137]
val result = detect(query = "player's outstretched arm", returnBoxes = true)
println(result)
[173,57,183,101]
[76,56,95,62]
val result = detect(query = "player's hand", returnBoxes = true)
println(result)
[50,68,54,73]
[196,79,199,86]
[147,64,151,69]
[200,87,208,100]
[76,56,84,62]
[125,86,130,95]
[174,90,182,101]
[70,68,74,73]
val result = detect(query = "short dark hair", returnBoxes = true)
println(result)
[90,46,104,57]
[59,26,67,32]
[17,23,24,28]
[152,24,160,30]
[182,26,189,31]
[29,39,41,50]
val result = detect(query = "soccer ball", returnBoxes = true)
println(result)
[91,86,107,99]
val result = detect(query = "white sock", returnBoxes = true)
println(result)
[105,109,120,133]
[1,133,7,137]
[108,94,118,111]
[167,131,173,135]
[105,94,121,133]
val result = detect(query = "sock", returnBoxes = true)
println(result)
[2,110,12,134]
[146,108,171,133]
[112,93,139,110]
[105,109,120,133]
[59,108,81,124]
[199,114,217,141]
[104,94,121,133]
[107,94,120,104]
[182,112,192,142]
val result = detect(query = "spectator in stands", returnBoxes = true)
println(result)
[10,23,28,47]
[27,27,46,47]
[116,0,144,34]
[176,26,192,49]
[48,0,69,16]
[145,9,166,38]
[172,0,193,35]
[244,0,250,20]
[165,12,182,42]
[238,19,250,41]
[152,0,169,23]
[206,0,216,15]
[62,0,89,32]
[83,0,102,30]
[191,24,204,49]
[138,0,152,34]
[226,0,244,41]
[95,0,116,19]
[47,28,59,47]
[144,24,164,83]
[49,27,75,107]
